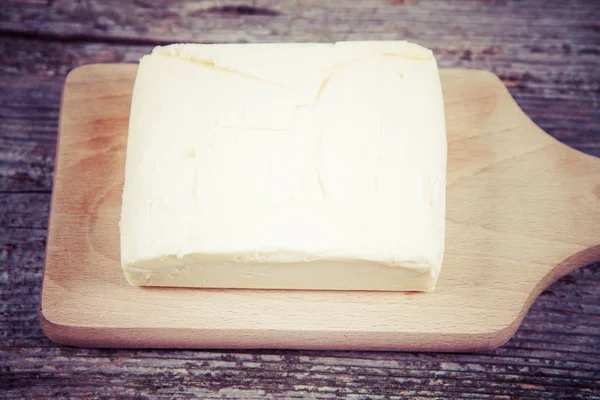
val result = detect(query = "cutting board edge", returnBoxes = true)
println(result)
[38,308,517,352]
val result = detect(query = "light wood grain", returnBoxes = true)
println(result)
[38,64,600,351]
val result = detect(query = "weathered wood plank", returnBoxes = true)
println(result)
[1,1,600,45]
[0,73,60,192]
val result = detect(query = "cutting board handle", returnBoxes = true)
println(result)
[553,145,600,270]
[513,96,600,295]
[544,134,600,268]
[447,70,600,332]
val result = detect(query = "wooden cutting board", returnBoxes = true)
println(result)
[41,64,600,351]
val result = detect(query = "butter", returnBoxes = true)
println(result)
[120,41,446,291]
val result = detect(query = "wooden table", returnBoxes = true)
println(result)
[1,1,598,398]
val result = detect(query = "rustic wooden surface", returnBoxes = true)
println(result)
[0,0,599,398]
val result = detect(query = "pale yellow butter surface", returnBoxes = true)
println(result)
[120,41,447,291]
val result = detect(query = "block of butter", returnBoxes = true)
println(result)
[120,41,447,292]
